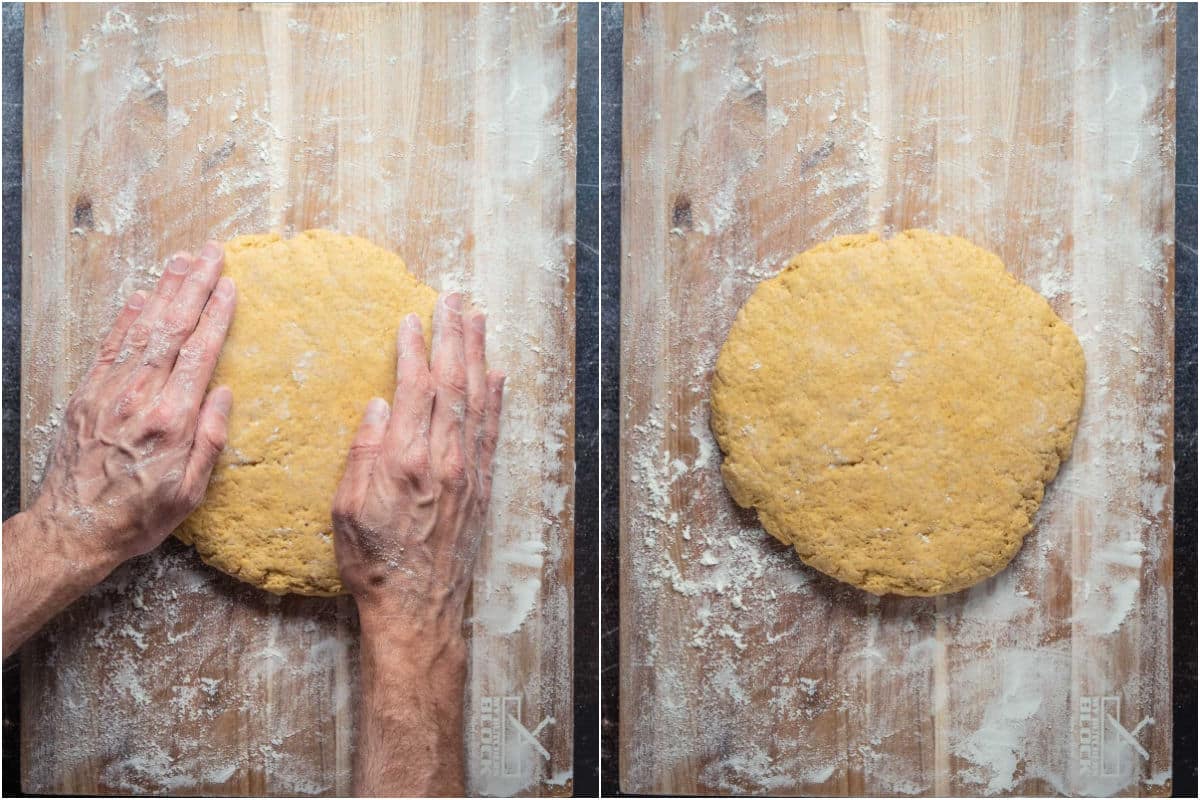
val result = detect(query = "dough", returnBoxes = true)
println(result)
[711,230,1085,596]
[176,230,437,596]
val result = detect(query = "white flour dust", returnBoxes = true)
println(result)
[622,4,1173,796]
[23,3,576,796]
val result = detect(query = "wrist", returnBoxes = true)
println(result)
[356,601,469,673]
[23,501,123,585]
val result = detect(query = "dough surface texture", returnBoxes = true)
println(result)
[710,230,1085,596]
[177,230,437,596]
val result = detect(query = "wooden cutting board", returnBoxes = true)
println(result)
[20,3,575,796]
[619,3,1174,796]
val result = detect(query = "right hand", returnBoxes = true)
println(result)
[331,293,505,641]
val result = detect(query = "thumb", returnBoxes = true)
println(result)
[333,397,391,521]
[183,386,233,503]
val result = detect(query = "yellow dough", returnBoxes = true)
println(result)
[711,230,1085,596]
[176,230,437,596]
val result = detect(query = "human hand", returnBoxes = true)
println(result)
[30,242,237,571]
[332,292,505,642]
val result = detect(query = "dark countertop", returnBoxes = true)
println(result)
[574,3,600,795]
[3,3,24,794]
[598,2,1197,796]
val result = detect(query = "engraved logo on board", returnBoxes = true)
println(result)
[480,695,553,777]
[1078,694,1153,776]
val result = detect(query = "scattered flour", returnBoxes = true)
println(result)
[621,4,1174,795]
[22,3,577,796]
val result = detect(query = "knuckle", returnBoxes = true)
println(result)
[158,313,193,340]
[177,336,208,366]
[466,398,488,420]
[350,441,376,460]
[95,342,121,365]
[348,441,382,463]
[394,447,431,479]
[140,352,165,369]
[126,323,152,350]
[140,340,171,368]
[439,364,468,395]
[398,371,433,399]
[113,390,141,419]
[145,404,178,434]
[207,425,228,453]
[398,450,432,474]
[439,457,470,493]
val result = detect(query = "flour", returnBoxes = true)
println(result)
[23,3,576,796]
[622,4,1174,795]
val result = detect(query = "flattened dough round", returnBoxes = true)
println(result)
[711,230,1085,596]
[177,230,437,596]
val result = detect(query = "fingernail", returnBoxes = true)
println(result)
[168,254,191,274]
[215,276,235,299]
[405,313,422,331]
[443,292,463,312]
[213,387,234,417]
[365,397,389,423]
[128,291,147,310]
[200,242,222,263]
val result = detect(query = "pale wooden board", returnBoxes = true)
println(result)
[20,3,575,796]
[619,3,1173,796]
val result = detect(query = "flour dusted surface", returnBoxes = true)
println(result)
[22,4,576,796]
[620,4,1173,796]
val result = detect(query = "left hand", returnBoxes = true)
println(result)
[29,242,237,570]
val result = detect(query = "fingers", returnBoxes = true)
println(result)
[114,251,196,367]
[463,309,488,454]
[180,385,233,507]
[92,290,147,371]
[477,371,506,505]
[333,397,391,521]
[163,276,236,422]
[429,293,469,490]
[386,314,436,477]
[127,242,227,388]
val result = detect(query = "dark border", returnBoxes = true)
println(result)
[1170,4,1197,797]
[2,2,25,797]
[574,1,600,796]
[598,2,623,797]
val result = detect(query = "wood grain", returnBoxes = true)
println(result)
[21,3,575,796]
[620,3,1174,796]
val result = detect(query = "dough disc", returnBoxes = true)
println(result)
[177,230,437,596]
[710,230,1085,596]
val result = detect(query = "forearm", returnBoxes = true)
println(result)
[354,607,469,797]
[2,508,117,658]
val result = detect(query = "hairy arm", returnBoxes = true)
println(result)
[355,612,468,795]
[2,243,235,659]
[333,295,504,797]
[2,509,118,658]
